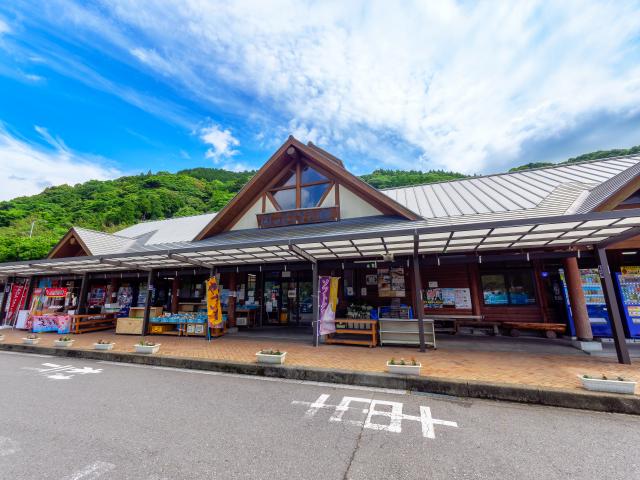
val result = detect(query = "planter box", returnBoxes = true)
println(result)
[134,343,160,354]
[94,343,115,351]
[256,351,287,364]
[0,335,5,342]
[580,375,636,395]
[53,340,74,348]
[387,362,422,375]
[22,338,40,345]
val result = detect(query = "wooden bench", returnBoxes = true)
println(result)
[325,319,378,348]
[501,322,566,339]
[71,313,117,334]
[424,314,486,334]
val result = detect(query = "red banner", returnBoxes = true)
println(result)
[45,287,68,298]
[5,283,27,325]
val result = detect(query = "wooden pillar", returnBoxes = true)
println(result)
[532,260,550,324]
[413,235,426,352]
[563,257,593,341]
[467,263,482,316]
[595,248,631,365]
[312,261,319,347]
[228,271,237,328]
[171,277,180,314]
[0,277,13,323]
[106,278,119,307]
[77,272,89,315]
[142,269,154,336]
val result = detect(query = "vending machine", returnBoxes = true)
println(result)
[559,268,612,337]
[615,266,640,338]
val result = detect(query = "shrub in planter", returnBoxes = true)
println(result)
[0,334,5,342]
[387,357,422,375]
[53,336,74,348]
[22,334,40,345]
[94,339,115,351]
[580,374,636,395]
[256,349,287,364]
[134,340,161,354]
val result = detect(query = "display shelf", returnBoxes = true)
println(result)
[325,319,377,347]
[378,318,436,348]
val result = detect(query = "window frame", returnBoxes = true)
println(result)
[480,269,537,307]
[268,162,333,210]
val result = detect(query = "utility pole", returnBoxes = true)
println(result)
[29,221,36,238]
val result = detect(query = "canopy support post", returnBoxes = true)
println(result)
[595,247,631,365]
[77,272,89,315]
[142,269,155,337]
[413,233,426,352]
[312,261,319,347]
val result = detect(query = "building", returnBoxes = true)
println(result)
[1,137,640,364]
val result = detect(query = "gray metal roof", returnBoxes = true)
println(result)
[382,156,640,220]
[115,213,217,245]
[73,227,137,256]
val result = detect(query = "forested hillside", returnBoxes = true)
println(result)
[0,144,637,262]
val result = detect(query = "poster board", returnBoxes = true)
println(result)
[425,287,472,309]
[378,268,405,297]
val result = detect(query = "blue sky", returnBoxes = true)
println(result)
[0,0,639,200]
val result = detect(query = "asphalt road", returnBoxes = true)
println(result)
[0,351,639,480]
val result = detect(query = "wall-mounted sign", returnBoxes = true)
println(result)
[257,206,339,229]
[44,287,68,298]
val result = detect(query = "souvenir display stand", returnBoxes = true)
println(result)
[325,319,378,347]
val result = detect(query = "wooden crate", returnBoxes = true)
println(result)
[116,317,144,335]
[128,307,164,318]
[150,324,175,334]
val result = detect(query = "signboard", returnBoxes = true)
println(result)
[378,268,405,297]
[45,287,68,298]
[318,276,339,335]
[257,206,339,229]
[425,287,472,309]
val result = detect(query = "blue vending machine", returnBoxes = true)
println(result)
[615,266,640,338]
[559,268,612,337]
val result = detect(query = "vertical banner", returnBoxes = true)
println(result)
[206,277,223,329]
[5,283,26,326]
[318,276,339,335]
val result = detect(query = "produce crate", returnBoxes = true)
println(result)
[116,317,144,335]
[150,324,175,334]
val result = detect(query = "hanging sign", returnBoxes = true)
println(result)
[45,287,68,298]
[206,277,223,329]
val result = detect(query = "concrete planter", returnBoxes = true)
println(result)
[53,339,74,348]
[94,343,115,351]
[134,343,160,354]
[387,362,422,375]
[22,337,40,345]
[0,334,5,342]
[579,375,636,395]
[256,351,287,364]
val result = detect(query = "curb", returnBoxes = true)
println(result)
[2,343,639,415]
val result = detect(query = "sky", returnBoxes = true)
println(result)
[0,0,639,201]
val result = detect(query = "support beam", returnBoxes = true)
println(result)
[595,247,631,365]
[413,234,426,352]
[171,277,180,314]
[312,261,319,347]
[168,253,213,270]
[142,269,155,337]
[228,271,237,328]
[100,258,151,271]
[77,272,89,314]
[289,244,316,263]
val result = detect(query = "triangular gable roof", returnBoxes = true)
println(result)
[48,227,137,259]
[194,136,419,239]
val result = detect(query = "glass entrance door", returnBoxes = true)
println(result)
[262,271,313,326]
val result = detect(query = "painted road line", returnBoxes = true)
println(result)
[0,436,20,457]
[293,393,459,439]
[63,461,115,480]
[22,362,103,380]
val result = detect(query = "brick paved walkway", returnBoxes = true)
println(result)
[1,328,638,392]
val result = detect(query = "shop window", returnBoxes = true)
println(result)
[269,162,332,210]
[481,270,536,306]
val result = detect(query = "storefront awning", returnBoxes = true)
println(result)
[1,208,640,278]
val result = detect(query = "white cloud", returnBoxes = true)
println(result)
[0,124,121,200]
[199,123,240,162]
[12,1,640,173]
[0,16,10,35]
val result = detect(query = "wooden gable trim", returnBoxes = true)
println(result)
[47,228,91,259]
[195,136,420,239]
[595,175,640,212]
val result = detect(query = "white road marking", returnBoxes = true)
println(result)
[95,361,408,395]
[22,362,102,380]
[0,436,20,456]
[293,393,458,439]
[64,461,115,480]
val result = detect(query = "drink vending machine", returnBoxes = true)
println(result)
[559,268,612,337]
[614,266,640,338]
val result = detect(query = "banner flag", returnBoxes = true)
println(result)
[318,276,339,335]
[206,277,223,329]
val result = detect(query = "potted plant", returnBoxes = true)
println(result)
[579,374,637,395]
[22,334,40,345]
[387,357,422,375]
[53,335,74,347]
[256,349,287,364]
[0,333,4,342]
[94,339,115,351]
[134,340,161,354]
